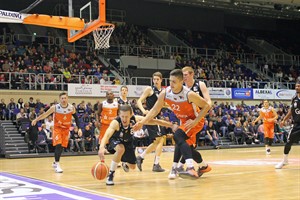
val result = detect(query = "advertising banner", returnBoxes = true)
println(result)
[232,88,253,99]
[253,89,274,99]
[68,84,100,97]
[208,88,232,99]
[68,84,147,98]
[274,89,295,100]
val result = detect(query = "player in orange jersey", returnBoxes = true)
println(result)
[253,100,278,155]
[134,69,211,179]
[167,66,212,179]
[96,91,119,142]
[32,92,81,173]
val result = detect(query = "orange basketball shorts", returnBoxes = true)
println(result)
[52,127,70,148]
[263,123,275,139]
[179,118,205,146]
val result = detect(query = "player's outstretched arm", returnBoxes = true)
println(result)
[135,115,172,127]
[32,105,55,126]
[98,120,118,160]
[133,90,166,131]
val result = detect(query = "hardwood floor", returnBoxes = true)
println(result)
[1,146,299,200]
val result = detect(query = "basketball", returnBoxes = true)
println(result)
[91,161,109,180]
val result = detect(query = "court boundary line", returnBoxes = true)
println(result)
[0,172,134,200]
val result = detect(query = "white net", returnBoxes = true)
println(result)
[92,24,114,50]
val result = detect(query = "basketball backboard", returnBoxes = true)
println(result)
[67,0,114,48]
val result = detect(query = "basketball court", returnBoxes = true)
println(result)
[0,0,299,199]
[1,146,299,200]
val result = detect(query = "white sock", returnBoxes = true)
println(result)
[283,154,288,163]
[198,161,207,168]
[177,162,184,168]
[110,161,118,172]
[185,159,194,168]
[154,156,160,165]
[140,151,146,158]
[172,162,178,168]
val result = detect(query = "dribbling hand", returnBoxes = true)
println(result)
[98,148,105,161]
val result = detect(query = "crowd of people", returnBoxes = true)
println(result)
[0,43,117,90]
[0,93,292,153]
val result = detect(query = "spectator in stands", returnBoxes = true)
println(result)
[206,121,219,149]
[77,103,86,117]
[93,100,100,112]
[7,98,16,120]
[16,108,28,121]
[83,124,95,151]
[242,121,254,144]
[230,102,237,110]
[23,103,30,114]
[39,124,52,146]
[16,98,25,109]
[70,126,85,153]
[256,121,264,143]
[43,62,52,73]
[227,119,236,141]
[28,97,36,108]
[233,121,246,144]
[215,117,227,137]
[0,99,7,120]
[35,99,44,110]
[112,77,121,85]
[28,108,37,119]
[99,76,106,85]
[216,107,224,117]
[45,115,54,130]
[0,73,7,89]
[2,60,10,72]
[249,121,259,143]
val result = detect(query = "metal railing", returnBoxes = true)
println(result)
[130,76,295,89]
[0,72,118,90]
[0,71,295,90]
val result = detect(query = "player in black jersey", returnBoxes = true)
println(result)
[136,72,166,172]
[275,82,300,169]
[98,105,174,185]
[168,66,212,179]
[117,86,129,105]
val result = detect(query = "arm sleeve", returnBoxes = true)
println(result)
[72,113,81,128]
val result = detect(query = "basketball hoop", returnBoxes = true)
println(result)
[92,23,115,49]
